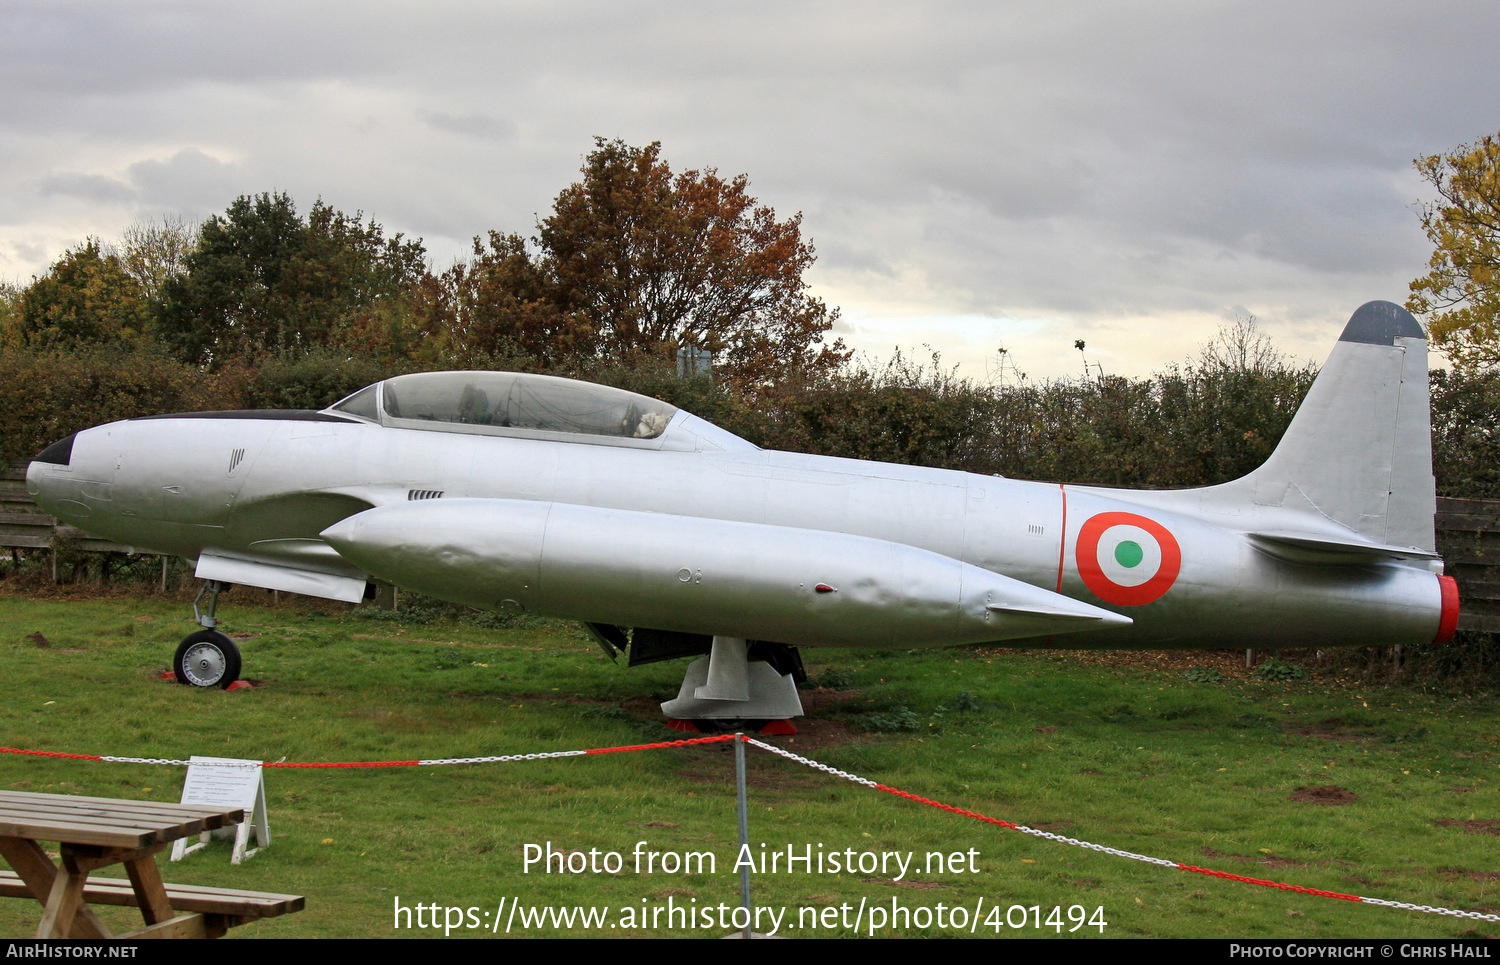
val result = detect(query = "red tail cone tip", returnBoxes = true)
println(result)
[1435,574,1460,644]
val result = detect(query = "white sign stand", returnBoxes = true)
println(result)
[169,756,271,865]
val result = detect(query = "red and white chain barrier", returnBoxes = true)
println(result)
[742,737,1500,924]
[3,737,1494,924]
[0,736,732,768]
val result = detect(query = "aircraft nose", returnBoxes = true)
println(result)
[26,433,78,501]
[26,428,114,521]
[32,432,78,468]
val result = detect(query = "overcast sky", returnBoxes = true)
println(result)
[4,1,1497,379]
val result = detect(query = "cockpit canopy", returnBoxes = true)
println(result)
[328,371,680,444]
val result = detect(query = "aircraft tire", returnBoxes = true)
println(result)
[174,630,241,689]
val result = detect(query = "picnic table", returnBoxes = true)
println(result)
[0,789,303,938]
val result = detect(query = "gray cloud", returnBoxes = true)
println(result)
[38,173,135,205]
[0,0,1496,373]
[417,110,517,142]
[126,149,243,218]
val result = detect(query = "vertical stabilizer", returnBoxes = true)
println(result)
[1246,301,1435,552]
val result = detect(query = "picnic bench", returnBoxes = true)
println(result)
[0,790,303,938]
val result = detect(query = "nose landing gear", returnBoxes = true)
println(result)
[173,580,242,689]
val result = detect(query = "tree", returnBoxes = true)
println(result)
[158,193,428,365]
[1408,133,1500,370]
[1194,314,1289,375]
[1157,317,1315,485]
[1429,367,1500,498]
[427,231,591,368]
[0,281,21,348]
[120,215,198,303]
[10,240,151,349]
[0,345,207,463]
[755,349,1007,472]
[536,138,847,384]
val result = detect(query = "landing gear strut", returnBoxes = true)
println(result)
[174,580,241,689]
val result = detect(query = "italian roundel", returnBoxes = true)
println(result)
[1076,512,1181,607]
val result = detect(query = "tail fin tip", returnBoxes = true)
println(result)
[1339,300,1424,346]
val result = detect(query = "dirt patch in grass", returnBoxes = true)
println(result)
[1283,718,1375,742]
[1435,819,1500,836]
[1291,785,1358,805]
[797,687,857,713]
[613,690,866,755]
[799,685,858,701]
[441,692,864,757]
[866,878,944,890]
[980,647,1252,677]
[525,692,614,706]
[1441,869,1500,882]
[673,725,866,791]
[1196,847,1312,870]
[770,718,863,753]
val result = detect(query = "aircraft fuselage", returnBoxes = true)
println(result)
[28,399,1448,652]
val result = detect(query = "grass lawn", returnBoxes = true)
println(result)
[0,585,1495,939]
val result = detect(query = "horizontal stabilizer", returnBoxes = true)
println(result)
[1248,531,1441,565]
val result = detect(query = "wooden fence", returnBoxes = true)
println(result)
[4,463,1499,634]
[0,464,147,583]
[1435,496,1500,633]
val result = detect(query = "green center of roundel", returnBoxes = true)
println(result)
[1114,540,1144,568]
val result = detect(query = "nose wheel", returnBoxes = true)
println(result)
[173,629,242,688]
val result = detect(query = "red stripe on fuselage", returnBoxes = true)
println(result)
[1055,484,1067,594]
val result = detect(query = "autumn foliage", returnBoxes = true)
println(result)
[537,139,847,384]
[432,139,848,385]
[1408,133,1500,371]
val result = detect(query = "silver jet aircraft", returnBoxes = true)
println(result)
[25,301,1459,723]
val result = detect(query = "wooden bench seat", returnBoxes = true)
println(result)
[0,869,303,936]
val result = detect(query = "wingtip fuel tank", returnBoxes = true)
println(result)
[320,498,1131,650]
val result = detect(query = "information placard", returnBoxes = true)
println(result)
[170,756,271,864]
